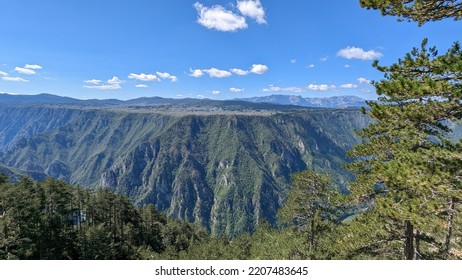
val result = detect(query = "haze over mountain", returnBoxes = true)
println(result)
[238,95,367,108]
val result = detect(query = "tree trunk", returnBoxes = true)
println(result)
[414,230,421,260]
[444,197,455,259]
[309,217,315,253]
[404,219,414,260]
[308,205,316,257]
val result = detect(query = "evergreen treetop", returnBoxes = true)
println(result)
[345,38,462,259]
[360,0,462,25]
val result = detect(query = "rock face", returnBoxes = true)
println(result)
[101,112,358,237]
[0,106,78,153]
[1,106,173,187]
[0,104,369,236]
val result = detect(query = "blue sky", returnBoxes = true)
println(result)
[0,0,460,100]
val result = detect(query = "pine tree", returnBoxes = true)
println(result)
[345,40,462,259]
[278,170,342,259]
[39,178,78,259]
[359,0,462,25]
[0,177,42,259]
[138,205,166,253]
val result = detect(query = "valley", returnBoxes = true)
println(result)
[0,95,370,236]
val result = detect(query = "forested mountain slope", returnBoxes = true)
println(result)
[0,104,369,236]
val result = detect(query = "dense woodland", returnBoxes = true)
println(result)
[1,0,461,260]
[0,174,341,260]
[0,168,460,260]
[0,175,204,260]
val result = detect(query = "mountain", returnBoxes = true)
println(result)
[0,106,175,186]
[238,95,368,108]
[1,93,366,109]
[0,163,47,183]
[0,102,370,236]
[0,93,123,105]
[101,110,368,236]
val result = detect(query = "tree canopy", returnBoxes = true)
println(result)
[278,170,342,259]
[344,39,462,259]
[359,0,462,25]
[0,176,209,260]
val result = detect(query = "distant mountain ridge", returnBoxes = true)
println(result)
[0,93,122,105]
[237,95,368,108]
[1,93,367,109]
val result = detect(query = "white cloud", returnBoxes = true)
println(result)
[261,83,337,93]
[15,67,35,75]
[212,90,221,95]
[250,64,268,74]
[261,86,305,93]
[230,87,244,93]
[135,84,148,88]
[344,64,351,68]
[320,56,328,62]
[108,76,122,84]
[0,71,8,76]
[358,77,372,84]
[307,84,336,91]
[189,69,204,78]
[341,83,358,89]
[230,68,249,76]
[191,64,267,78]
[190,68,231,78]
[197,95,206,99]
[307,64,315,68]
[83,76,122,90]
[128,73,160,82]
[84,79,102,85]
[156,71,178,82]
[84,84,121,90]
[24,64,42,70]
[337,47,383,60]
[203,68,232,78]
[237,0,266,24]
[290,59,297,64]
[2,76,29,82]
[194,2,247,32]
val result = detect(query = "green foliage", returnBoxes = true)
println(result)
[177,222,309,260]
[349,0,462,260]
[345,40,462,259]
[359,0,462,25]
[175,172,347,260]
[247,223,307,260]
[278,171,343,258]
[0,176,210,260]
[0,173,335,261]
